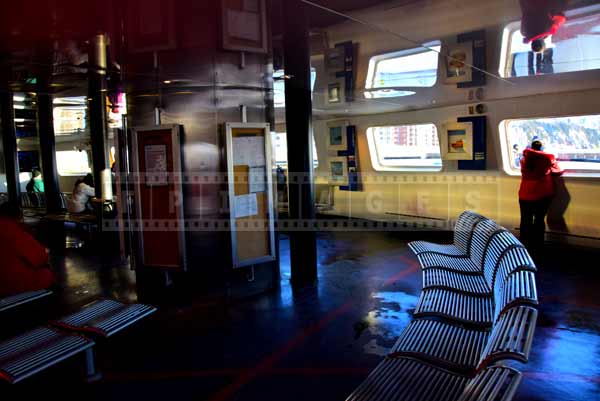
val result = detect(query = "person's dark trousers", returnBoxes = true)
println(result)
[519,196,553,251]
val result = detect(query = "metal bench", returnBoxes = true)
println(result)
[0,327,96,384]
[422,231,530,296]
[0,290,53,313]
[50,298,156,338]
[415,219,505,273]
[408,211,485,257]
[345,357,522,401]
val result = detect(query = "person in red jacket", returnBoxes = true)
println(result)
[520,0,566,53]
[0,203,55,297]
[519,139,564,250]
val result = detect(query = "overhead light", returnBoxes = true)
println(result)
[13,105,25,109]
[14,118,25,122]
[163,80,172,84]
[13,95,25,102]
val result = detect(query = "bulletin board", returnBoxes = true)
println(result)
[131,125,187,271]
[225,123,276,268]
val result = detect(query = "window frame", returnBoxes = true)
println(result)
[499,114,600,178]
[366,123,443,172]
[365,40,441,97]
[499,5,600,79]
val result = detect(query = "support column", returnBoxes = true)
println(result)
[282,0,317,286]
[37,85,61,214]
[0,65,21,214]
[89,34,109,200]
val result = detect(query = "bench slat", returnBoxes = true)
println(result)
[52,299,157,337]
[414,289,495,327]
[0,327,94,384]
[0,290,53,312]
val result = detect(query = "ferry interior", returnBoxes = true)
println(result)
[0,0,599,400]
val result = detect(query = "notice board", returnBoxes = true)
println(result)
[131,125,186,271]
[225,123,275,268]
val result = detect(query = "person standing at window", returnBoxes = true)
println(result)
[519,139,563,251]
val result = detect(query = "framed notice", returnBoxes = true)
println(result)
[441,122,474,161]
[328,156,349,185]
[221,0,268,54]
[131,124,187,271]
[225,122,276,268]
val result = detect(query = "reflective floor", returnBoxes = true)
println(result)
[2,231,599,401]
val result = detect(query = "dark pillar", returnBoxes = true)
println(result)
[88,34,109,199]
[0,65,21,214]
[37,85,62,214]
[282,0,317,286]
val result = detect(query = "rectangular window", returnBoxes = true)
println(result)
[367,124,442,171]
[273,69,316,108]
[53,96,87,135]
[56,150,92,176]
[500,115,600,174]
[271,133,318,169]
[500,5,600,78]
[365,41,440,98]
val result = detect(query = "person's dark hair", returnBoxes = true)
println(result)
[83,173,94,187]
[531,140,543,151]
[531,38,545,53]
[32,169,42,178]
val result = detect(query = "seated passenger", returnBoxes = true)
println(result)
[0,203,55,297]
[26,169,45,193]
[67,173,96,214]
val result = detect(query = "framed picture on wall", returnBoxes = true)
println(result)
[443,42,473,84]
[221,0,268,54]
[326,77,346,104]
[441,121,474,160]
[328,156,349,186]
[326,120,348,151]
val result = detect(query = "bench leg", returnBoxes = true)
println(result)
[85,348,103,383]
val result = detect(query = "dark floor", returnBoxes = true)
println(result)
[2,230,600,401]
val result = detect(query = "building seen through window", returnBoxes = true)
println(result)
[367,123,441,171]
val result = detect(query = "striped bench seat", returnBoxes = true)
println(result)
[388,306,538,373]
[345,357,522,401]
[51,299,157,338]
[408,211,485,257]
[0,327,95,384]
[422,269,490,295]
[414,288,495,327]
[0,290,52,313]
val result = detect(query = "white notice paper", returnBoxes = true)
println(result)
[232,137,265,167]
[235,193,258,218]
[249,166,266,193]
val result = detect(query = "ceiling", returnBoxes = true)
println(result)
[271,0,416,35]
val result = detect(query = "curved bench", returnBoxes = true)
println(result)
[346,213,539,401]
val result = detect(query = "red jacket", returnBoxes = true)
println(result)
[0,217,55,297]
[520,0,566,43]
[519,148,564,201]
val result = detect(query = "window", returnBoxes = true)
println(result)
[500,5,600,78]
[367,124,442,171]
[271,133,318,169]
[365,41,441,98]
[273,69,316,108]
[500,115,600,174]
[53,96,87,135]
[56,150,92,176]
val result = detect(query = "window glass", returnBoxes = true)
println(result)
[274,69,316,108]
[501,7,600,77]
[367,124,441,171]
[56,150,92,176]
[366,42,441,94]
[271,133,318,169]
[53,96,87,135]
[502,115,600,173]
